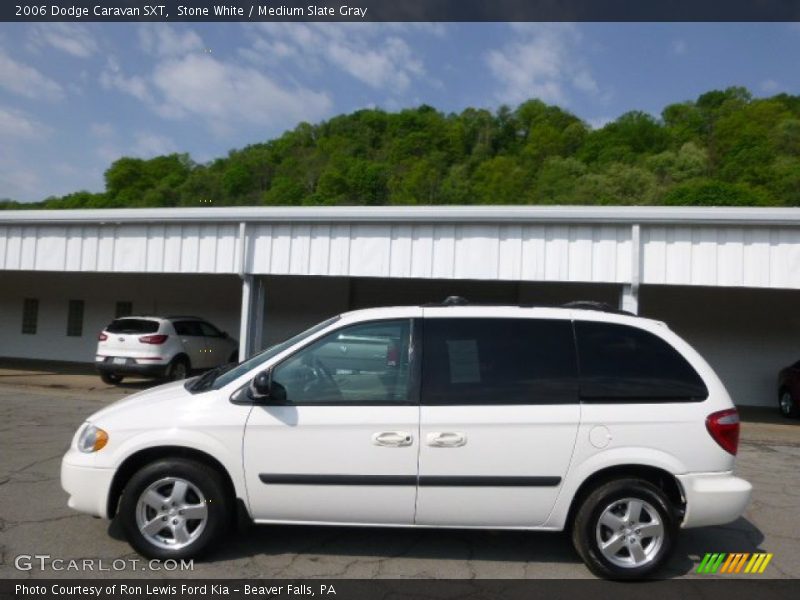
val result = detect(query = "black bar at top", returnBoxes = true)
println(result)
[4,0,800,23]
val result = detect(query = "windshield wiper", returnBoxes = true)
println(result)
[186,362,236,393]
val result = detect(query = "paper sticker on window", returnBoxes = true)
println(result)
[447,339,480,383]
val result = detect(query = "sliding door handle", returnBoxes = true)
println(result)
[426,431,467,448]
[372,431,413,447]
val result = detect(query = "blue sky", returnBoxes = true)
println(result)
[1,22,799,202]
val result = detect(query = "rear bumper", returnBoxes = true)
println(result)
[96,361,169,378]
[677,471,752,528]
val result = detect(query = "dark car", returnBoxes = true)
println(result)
[778,360,800,418]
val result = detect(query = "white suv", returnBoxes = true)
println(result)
[64,302,751,579]
[96,316,239,384]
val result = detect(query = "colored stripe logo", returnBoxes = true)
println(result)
[697,553,773,574]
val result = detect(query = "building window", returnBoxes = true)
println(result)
[115,301,133,318]
[67,300,84,337]
[21,298,38,334]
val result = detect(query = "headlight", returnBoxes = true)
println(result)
[77,424,109,453]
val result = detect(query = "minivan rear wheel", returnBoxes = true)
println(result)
[118,458,229,560]
[167,357,190,381]
[572,478,676,579]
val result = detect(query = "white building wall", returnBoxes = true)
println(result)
[0,272,241,363]
[641,286,800,408]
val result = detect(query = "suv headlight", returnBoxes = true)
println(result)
[77,423,109,453]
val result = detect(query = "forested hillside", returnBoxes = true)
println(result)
[3,86,799,209]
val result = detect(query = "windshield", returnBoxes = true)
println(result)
[208,315,341,391]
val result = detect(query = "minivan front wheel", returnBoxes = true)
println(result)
[118,458,229,560]
[572,478,676,579]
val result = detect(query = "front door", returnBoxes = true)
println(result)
[415,311,581,527]
[243,316,420,525]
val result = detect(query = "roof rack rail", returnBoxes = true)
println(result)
[441,295,469,306]
[562,300,635,316]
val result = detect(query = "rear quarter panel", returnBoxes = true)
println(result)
[544,313,738,529]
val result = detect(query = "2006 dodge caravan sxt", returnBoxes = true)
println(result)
[62,302,751,579]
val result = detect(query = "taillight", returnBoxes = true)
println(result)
[98,332,108,341]
[706,408,740,455]
[139,334,168,345]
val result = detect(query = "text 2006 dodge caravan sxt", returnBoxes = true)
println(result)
[62,302,751,579]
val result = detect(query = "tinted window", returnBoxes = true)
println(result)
[575,321,708,402]
[66,300,84,337]
[115,301,133,318]
[198,322,223,337]
[421,318,578,405]
[21,298,38,335]
[173,321,203,336]
[106,319,159,334]
[271,320,411,405]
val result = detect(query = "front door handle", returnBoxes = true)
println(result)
[372,431,413,447]
[426,431,467,447]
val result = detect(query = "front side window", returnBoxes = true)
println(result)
[421,318,578,405]
[271,319,412,405]
[575,321,708,402]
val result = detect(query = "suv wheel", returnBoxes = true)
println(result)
[118,458,229,560]
[572,478,676,579]
[779,389,799,418]
[167,357,190,381]
[100,372,123,385]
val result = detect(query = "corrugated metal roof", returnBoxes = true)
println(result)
[1,206,799,289]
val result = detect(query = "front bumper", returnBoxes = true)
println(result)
[61,453,115,519]
[677,471,752,528]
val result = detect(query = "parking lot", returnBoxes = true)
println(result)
[0,367,798,580]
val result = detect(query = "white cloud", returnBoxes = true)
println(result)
[760,79,780,93]
[132,132,178,157]
[90,122,115,138]
[29,23,98,58]
[485,24,599,106]
[0,105,49,140]
[139,25,204,57]
[244,23,433,93]
[671,39,687,55]
[150,54,332,133]
[100,56,152,102]
[588,116,613,130]
[0,50,63,101]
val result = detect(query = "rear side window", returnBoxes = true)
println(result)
[106,319,159,334]
[575,321,708,402]
[421,318,578,405]
[173,321,203,336]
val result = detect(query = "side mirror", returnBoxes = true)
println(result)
[249,369,272,401]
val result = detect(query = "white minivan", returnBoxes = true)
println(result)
[62,301,751,579]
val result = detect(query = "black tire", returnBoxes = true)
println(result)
[100,372,123,385]
[167,356,190,381]
[572,478,677,580]
[778,388,799,418]
[118,458,230,560]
